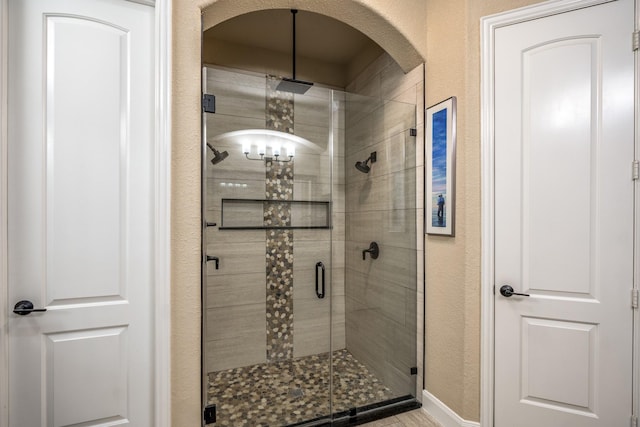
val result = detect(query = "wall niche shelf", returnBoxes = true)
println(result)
[219,198,331,230]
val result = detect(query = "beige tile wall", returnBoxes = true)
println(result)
[292,85,346,358]
[203,66,347,373]
[344,53,424,399]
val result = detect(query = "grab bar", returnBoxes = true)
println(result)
[315,262,325,299]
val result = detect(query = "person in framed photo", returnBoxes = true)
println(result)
[437,194,445,219]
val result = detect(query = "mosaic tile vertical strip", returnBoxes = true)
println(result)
[266,75,294,134]
[265,75,295,362]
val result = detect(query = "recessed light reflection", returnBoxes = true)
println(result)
[219,182,248,188]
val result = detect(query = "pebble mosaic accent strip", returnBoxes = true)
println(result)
[264,161,295,207]
[266,75,294,134]
[207,349,395,427]
[265,227,294,361]
[265,76,295,362]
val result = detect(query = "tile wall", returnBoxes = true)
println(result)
[203,66,346,373]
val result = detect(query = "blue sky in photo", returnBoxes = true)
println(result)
[431,108,447,194]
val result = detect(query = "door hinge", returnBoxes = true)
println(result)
[631,414,638,427]
[632,289,639,309]
[633,160,639,180]
[203,94,216,114]
[633,31,640,51]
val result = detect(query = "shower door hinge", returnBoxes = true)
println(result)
[632,289,639,309]
[410,128,417,137]
[203,404,216,425]
[633,160,639,180]
[203,94,216,114]
[631,414,638,427]
[633,31,640,51]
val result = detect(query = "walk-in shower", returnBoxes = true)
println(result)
[201,65,419,426]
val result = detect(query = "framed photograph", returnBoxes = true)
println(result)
[425,96,456,236]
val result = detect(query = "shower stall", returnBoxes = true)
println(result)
[202,65,419,426]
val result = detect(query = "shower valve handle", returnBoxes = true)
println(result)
[206,255,219,269]
[362,242,379,260]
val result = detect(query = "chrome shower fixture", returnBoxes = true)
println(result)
[207,143,229,165]
[355,151,377,173]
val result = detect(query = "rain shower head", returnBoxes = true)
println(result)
[275,9,314,94]
[355,151,377,173]
[277,77,314,94]
[207,143,229,165]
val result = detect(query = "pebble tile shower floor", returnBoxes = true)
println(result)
[207,349,396,426]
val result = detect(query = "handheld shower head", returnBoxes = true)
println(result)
[354,151,377,174]
[207,143,229,165]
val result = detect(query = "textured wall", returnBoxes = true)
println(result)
[423,0,544,421]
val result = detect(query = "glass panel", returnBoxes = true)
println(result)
[201,65,418,426]
[220,199,331,229]
[202,67,334,426]
[334,91,417,419]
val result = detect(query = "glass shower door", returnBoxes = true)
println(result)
[330,91,419,422]
[202,65,420,426]
[202,66,335,427]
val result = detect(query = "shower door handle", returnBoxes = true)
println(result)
[315,262,325,299]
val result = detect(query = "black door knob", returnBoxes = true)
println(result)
[499,285,530,298]
[13,300,47,316]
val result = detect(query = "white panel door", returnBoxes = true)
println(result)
[494,0,634,426]
[7,0,154,425]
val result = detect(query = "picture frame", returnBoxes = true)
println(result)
[425,96,456,236]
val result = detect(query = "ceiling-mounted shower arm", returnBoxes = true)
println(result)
[276,10,313,94]
[291,9,298,80]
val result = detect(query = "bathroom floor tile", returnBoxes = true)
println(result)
[207,349,396,426]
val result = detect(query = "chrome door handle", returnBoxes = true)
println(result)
[13,300,47,315]
[499,285,529,298]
